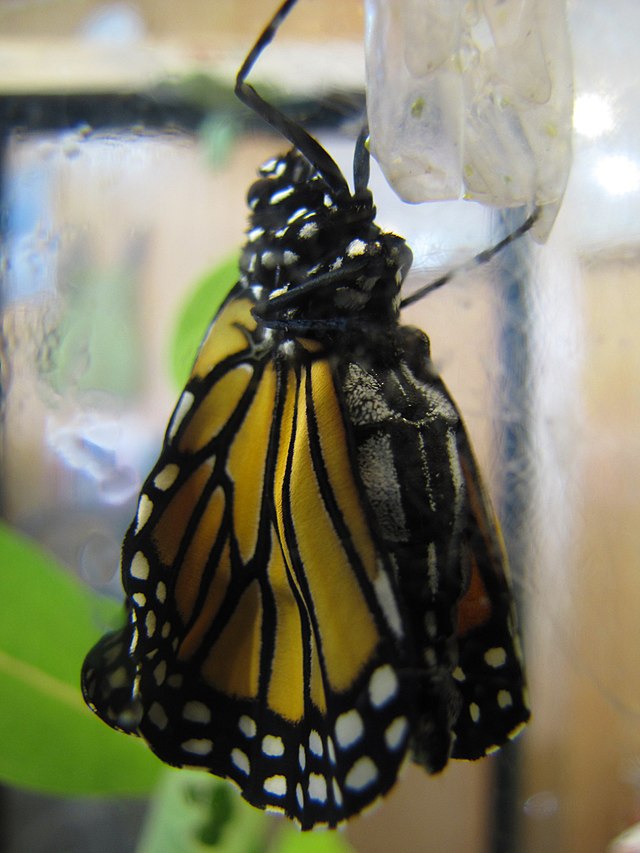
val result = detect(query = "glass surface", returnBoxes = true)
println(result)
[1,1,640,852]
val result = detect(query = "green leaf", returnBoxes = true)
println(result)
[137,770,269,853]
[137,770,357,853]
[0,521,162,795]
[169,255,239,389]
[272,825,356,853]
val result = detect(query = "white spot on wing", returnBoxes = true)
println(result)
[332,778,343,806]
[498,690,513,709]
[264,775,287,797]
[309,729,323,757]
[298,744,306,770]
[145,610,156,638]
[153,464,179,491]
[109,666,127,689]
[385,716,409,751]
[308,773,327,803]
[183,701,211,724]
[262,734,285,757]
[156,581,167,604]
[469,702,481,723]
[345,756,378,792]
[485,647,507,668]
[182,738,212,755]
[130,551,149,580]
[373,567,403,637]
[508,720,528,741]
[335,710,364,749]
[153,660,167,686]
[135,494,153,533]
[369,665,398,708]
[168,391,194,441]
[148,702,168,729]
[132,593,146,607]
[238,715,256,738]
[129,627,138,654]
[327,737,336,765]
[231,748,250,775]
[452,666,465,682]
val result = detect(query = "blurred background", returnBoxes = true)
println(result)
[1,1,640,851]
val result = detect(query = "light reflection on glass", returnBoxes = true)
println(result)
[573,92,614,139]
[594,153,640,196]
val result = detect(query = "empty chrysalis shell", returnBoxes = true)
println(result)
[365,0,573,239]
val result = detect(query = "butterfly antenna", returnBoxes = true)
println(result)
[400,207,541,309]
[235,0,350,197]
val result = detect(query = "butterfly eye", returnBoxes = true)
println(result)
[81,0,530,830]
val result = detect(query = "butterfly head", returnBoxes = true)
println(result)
[241,149,413,335]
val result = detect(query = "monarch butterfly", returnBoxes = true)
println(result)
[82,0,532,830]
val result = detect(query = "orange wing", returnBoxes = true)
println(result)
[83,285,414,828]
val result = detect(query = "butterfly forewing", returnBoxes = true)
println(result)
[84,280,416,827]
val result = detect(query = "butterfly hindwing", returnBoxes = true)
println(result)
[333,323,529,769]
[450,432,530,759]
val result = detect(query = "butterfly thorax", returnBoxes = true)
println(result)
[239,149,413,339]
